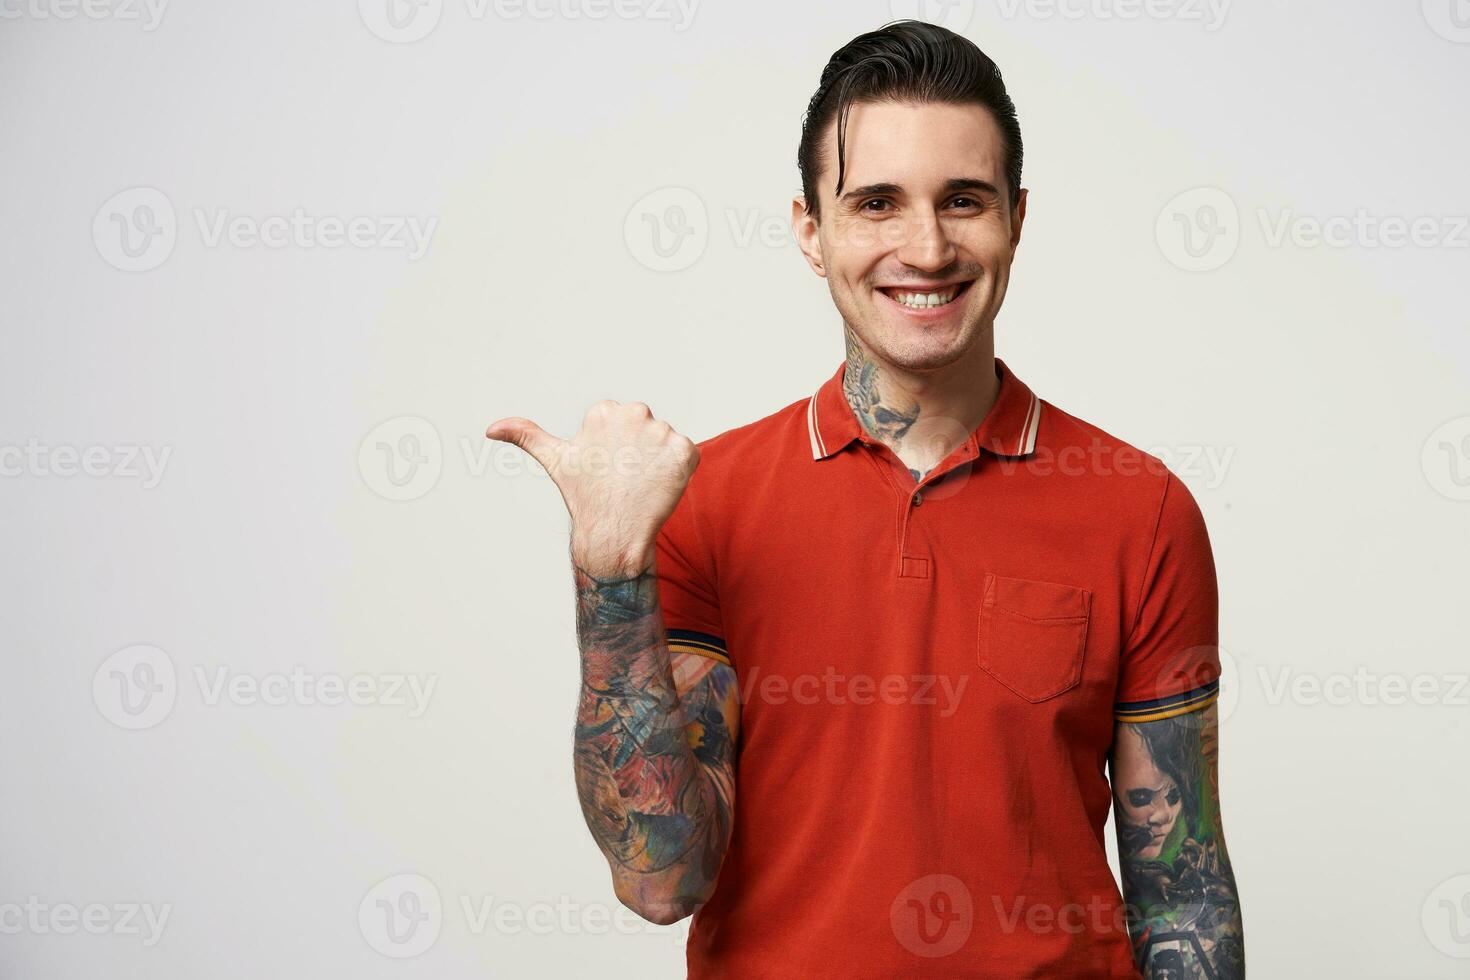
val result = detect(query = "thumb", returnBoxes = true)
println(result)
[485,416,564,470]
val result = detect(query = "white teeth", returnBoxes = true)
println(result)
[890,286,959,308]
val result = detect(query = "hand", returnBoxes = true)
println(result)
[485,401,700,577]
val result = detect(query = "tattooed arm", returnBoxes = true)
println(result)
[574,561,738,923]
[485,397,733,924]
[1110,702,1245,978]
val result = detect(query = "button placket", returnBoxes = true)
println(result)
[898,479,929,579]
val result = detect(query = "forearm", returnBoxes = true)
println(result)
[571,558,732,924]
[1119,846,1244,978]
[1113,705,1244,978]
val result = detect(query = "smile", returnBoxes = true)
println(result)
[876,280,974,310]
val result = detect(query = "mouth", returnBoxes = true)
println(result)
[875,279,975,315]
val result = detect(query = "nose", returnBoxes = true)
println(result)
[893,207,956,273]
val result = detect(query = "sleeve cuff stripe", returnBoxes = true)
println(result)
[666,629,730,664]
[1114,679,1219,722]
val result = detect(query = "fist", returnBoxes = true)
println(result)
[485,400,700,576]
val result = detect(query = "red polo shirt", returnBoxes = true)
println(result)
[655,357,1221,979]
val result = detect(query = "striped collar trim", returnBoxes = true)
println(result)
[807,356,1043,461]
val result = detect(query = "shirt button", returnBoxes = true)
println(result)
[912,491,923,507]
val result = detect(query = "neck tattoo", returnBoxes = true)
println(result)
[842,326,928,481]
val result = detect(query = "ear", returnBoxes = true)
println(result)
[1009,187,1028,250]
[791,196,826,277]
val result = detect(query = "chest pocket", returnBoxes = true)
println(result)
[977,573,1091,702]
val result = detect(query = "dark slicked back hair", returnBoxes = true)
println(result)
[797,20,1023,222]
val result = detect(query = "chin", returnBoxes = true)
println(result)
[865,317,979,371]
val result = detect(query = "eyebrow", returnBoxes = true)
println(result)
[839,177,1003,204]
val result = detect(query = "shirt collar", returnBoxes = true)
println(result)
[806,356,1042,461]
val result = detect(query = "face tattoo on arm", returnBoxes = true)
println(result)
[1112,703,1244,978]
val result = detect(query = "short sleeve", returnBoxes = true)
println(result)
[654,475,730,666]
[1114,473,1221,723]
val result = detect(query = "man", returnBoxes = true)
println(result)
[486,20,1244,979]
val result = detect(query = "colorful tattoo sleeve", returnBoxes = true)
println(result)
[572,562,738,922]
[1111,702,1245,978]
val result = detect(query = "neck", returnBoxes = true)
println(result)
[841,324,1000,482]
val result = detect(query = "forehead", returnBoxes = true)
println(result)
[818,100,1007,198]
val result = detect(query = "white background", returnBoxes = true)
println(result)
[2,0,1468,977]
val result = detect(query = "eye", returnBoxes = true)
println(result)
[860,198,892,213]
[947,196,984,211]
[1164,787,1181,806]
[1126,790,1153,807]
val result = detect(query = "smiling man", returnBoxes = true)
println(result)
[487,20,1244,979]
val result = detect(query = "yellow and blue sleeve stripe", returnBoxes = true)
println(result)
[1114,678,1219,723]
[666,628,730,666]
